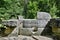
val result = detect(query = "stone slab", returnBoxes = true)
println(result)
[37,12,51,20]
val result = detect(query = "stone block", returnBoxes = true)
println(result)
[37,12,51,21]
[23,19,37,28]
[2,19,18,27]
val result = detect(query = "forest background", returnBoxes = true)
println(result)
[0,0,60,20]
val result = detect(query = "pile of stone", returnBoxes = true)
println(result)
[0,12,53,40]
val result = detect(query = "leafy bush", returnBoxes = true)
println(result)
[0,0,24,20]
[23,0,59,19]
[0,0,60,19]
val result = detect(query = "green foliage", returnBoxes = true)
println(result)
[0,24,6,28]
[26,0,60,18]
[50,3,57,18]
[0,19,6,28]
[27,1,38,19]
[0,0,24,20]
[0,0,60,19]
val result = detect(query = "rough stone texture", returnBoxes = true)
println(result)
[8,26,18,37]
[1,12,52,37]
[37,12,51,28]
[31,19,38,27]
[8,17,23,37]
[2,12,51,28]
[37,12,51,20]
[0,37,18,40]
[37,20,48,28]
[19,28,44,36]
[0,35,53,40]
[19,28,32,36]
[23,12,51,28]
[23,19,48,28]
[18,35,35,40]
[23,19,37,28]
[2,19,18,27]
[23,19,33,28]
[33,28,45,35]
[31,35,53,40]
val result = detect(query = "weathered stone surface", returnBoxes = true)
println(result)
[0,35,53,40]
[37,20,48,28]
[23,12,51,28]
[23,24,31,28]
[18,35,53,40]
[33,28,45,35]
[23,19,37,28]
[0,37,18,40]
[18,35,35,40]
[37,12,51,29]
[37,12,51,20]
[23,19,31,24]
[31,35,53,40]
[8,26,18,37]
[19,28,44,36]
[8,20,23,37]
[23,19,32,28]
[19,28,32,36]
[1,13,52,37]
[7,16,24,37]
[2,19,18,27]
[31,19,38,27]
[23,19,48,28]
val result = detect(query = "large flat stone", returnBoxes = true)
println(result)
[23,19,37,28]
